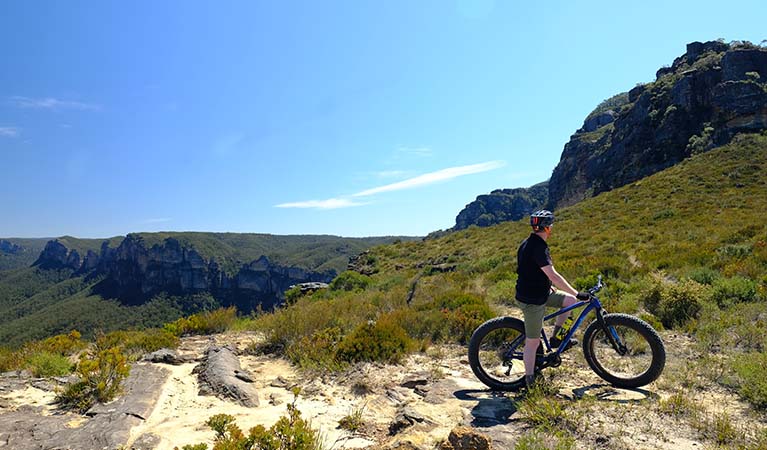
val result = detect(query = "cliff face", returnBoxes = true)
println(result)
[34,235,335,311]
[548,41,767,208]
[453,182,548,230]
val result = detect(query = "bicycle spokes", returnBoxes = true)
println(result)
[476,328,526,384]
[593,324,653,378]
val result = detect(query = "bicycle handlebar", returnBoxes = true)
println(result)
[588,275,604,295]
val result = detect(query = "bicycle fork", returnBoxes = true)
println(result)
[596,309,628,355]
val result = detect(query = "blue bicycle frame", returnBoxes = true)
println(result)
[508,290,625,363]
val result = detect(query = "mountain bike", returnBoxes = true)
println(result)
[468,276,666,391]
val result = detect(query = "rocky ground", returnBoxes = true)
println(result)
[0,330,765,450]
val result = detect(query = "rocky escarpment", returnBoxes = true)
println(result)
[449,41,767,229]
[33,235,335,311]
[453,182,548,230]
[0,239,23,255]
[548,40,767,208]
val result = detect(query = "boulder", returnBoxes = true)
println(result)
[142,348,190,365]
[193,345,259,407]
[439,426,493,450]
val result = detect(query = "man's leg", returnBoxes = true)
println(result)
[548,291,579,349]
[523,337,540,377]
[517,301,545,378]
[553,293,578,329]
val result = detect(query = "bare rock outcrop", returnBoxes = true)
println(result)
[193,345,259,407]
[0,363,168,450]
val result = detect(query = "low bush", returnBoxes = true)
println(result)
[285,327,344,371]
[0,346,22,373]
[177,390,324,450]
[336,316,413,364]
[658,391,701,418]
[732,352,767,409]
[26,351,73,377]
[513,430,576,450]
[688,267,721,285]
[164,307,238,337]
[284,285,304,305]
[38,330,86,356]
[329,271,372,292]
[101,329,180,360]
[710,276,759,308]
[643,275,708,329]
[55,339,130,413]
[337,404,365,433]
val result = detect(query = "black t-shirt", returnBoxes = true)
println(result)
[515,233,553,305]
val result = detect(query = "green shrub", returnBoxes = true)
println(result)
[329,271,372,292]
[178,391,324,450]
[717,243,752,260]
[410,291,494,344]
[164,307,238,336]
[101,329,180,360]
[658,391,701,418]
[38,330,86,356]
[336,316,413,364]
[0,346,22,372]
[26,351,73,377]
[337,404,365,432]
[284,285,304,305]
[285,327,344,371]
[638,313,664,332]
[710,276,759,308]
[55,340,130,413]
[514,430,576,450]
[643,275,708,329]
[688,267,721,285]
[732,352,767,409]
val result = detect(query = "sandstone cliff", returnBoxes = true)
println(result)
[453,182,548,230]
[453,40,767,229]
[33,235,336,311]
[548,40,767,208]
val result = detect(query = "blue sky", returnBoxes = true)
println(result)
[1,1,765,238]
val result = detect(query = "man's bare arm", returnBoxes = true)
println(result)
[541,265,578,296]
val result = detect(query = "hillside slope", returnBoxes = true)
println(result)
[377,133,767,283]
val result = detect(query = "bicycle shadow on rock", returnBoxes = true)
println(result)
[570,383,660,404]
[453,389,519,427]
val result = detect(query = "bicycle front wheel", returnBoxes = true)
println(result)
[468,316,527,391]
[582,313,666,388]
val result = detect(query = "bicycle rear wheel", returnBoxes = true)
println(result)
[582,313,666,388]
[468,317,528,391]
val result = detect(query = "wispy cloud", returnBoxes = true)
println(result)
[275,160,506,211]
[0,127,20,137]
[352,161,506,197]
[275,198,368,210]
[10,96,101,111]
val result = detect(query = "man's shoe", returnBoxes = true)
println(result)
[550,336,578,352]
[524,372,543,389]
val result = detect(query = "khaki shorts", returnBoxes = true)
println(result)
[517,290,567,338]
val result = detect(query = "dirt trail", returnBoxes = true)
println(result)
[1,330,765,449]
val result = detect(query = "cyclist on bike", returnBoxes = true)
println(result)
[516,210,585,388]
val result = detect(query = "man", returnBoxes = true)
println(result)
[515,210,586,388]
